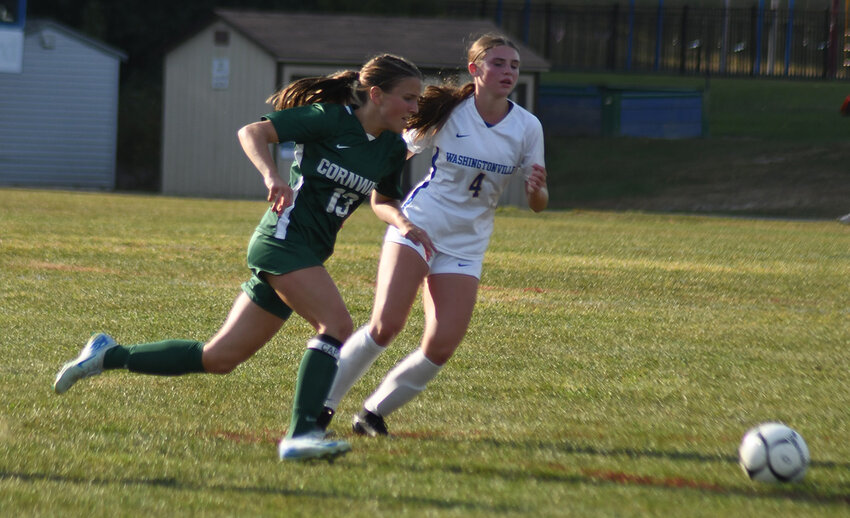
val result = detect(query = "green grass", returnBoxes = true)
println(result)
[541,72,850,217]
[1,188,849,516]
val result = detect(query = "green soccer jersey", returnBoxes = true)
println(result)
[254,103,406,260]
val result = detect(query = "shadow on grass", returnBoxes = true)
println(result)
[0,470,520,514]
[369,434,850,506]
[397,433,850,471]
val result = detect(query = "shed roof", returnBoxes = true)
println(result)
[26,19,127,61]
[214,9,549,72]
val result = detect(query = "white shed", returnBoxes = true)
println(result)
[0,19,125,189]
[161,9,549,206]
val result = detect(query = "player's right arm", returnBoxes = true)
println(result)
[237,120,292,214]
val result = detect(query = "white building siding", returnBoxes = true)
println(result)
[0,22,122,189]
[161,21,276,199]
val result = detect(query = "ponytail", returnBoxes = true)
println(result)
[266,54,421,112]
[407,83,475,136]
[266,70,360,110]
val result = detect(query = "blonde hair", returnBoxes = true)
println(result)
[407,33,520,136]
[267,54,422,111]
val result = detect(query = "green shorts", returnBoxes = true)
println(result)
[241,231,329,320]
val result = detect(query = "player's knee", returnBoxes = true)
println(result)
[424,349,452,366]
[204,359,239,374]
[369,319,404,346]
[319,316,354,344]
[422,340,461,366]
[201,349,242,374]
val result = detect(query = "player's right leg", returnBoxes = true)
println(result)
[52,292,284,394]
[354,272,478,435]
[322,242,428,424]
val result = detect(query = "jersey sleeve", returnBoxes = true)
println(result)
[521,116,546,169]
[403,128,434,155]
[262,103,338,143]
[374,138,407,200]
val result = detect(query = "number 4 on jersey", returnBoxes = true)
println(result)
[468,172,485,198]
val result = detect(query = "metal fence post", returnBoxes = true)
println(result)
[680,6,689,74]
[609,4,620,70]
[543,2,552,59]
[755,0,765,75]
[655,0,664,71]
[827,0,839,77]
[785,0,796,75]
[626,0,635,71]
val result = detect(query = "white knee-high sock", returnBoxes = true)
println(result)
[364,349,442,417]
[324,326,385,411]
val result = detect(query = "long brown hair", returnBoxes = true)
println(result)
[266,54,422,111]
[407,33,520,136]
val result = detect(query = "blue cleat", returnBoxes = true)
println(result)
[278,431,351,462]
[53,333,117,394]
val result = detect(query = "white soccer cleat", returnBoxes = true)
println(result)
[52,333,118,394]
[278,431,351,462]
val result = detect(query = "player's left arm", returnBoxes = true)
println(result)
[525,163,548,213]
[524,118,548,213]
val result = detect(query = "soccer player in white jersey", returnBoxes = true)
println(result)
[320,34,549,436]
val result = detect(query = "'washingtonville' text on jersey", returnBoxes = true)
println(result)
[443,152,517,176]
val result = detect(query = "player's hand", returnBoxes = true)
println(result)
[524,164,547,195]
[400,222,436,261]
[265,174,293,215]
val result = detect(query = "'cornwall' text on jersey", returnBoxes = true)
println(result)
[316,158,376,196]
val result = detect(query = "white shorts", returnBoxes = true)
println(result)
[384,225,483,279]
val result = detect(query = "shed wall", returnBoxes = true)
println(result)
[0,25,120,188]
[161,21,276,199]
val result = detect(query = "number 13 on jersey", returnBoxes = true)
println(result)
[326,188,358,217]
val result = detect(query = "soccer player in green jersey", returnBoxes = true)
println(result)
[52,54,434,461]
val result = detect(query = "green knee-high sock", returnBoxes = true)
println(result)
[287,335,341,438]
[103,340,205,375]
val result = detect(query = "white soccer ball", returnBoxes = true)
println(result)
[738,422,810,483]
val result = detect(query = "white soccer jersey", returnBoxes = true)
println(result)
[403,96,545,261]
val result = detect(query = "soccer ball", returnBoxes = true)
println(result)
[738,422,810,483]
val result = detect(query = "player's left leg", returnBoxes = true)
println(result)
[356,273,478,433]
[266,266,354,440]
[418,273,479,365]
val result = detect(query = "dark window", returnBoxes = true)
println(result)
[214,30,229,46]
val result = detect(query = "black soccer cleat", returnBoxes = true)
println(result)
[316,406,335,432]
[352,408,389,437]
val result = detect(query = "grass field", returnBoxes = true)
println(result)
[542,72,850,218]
[1,188,848,516]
